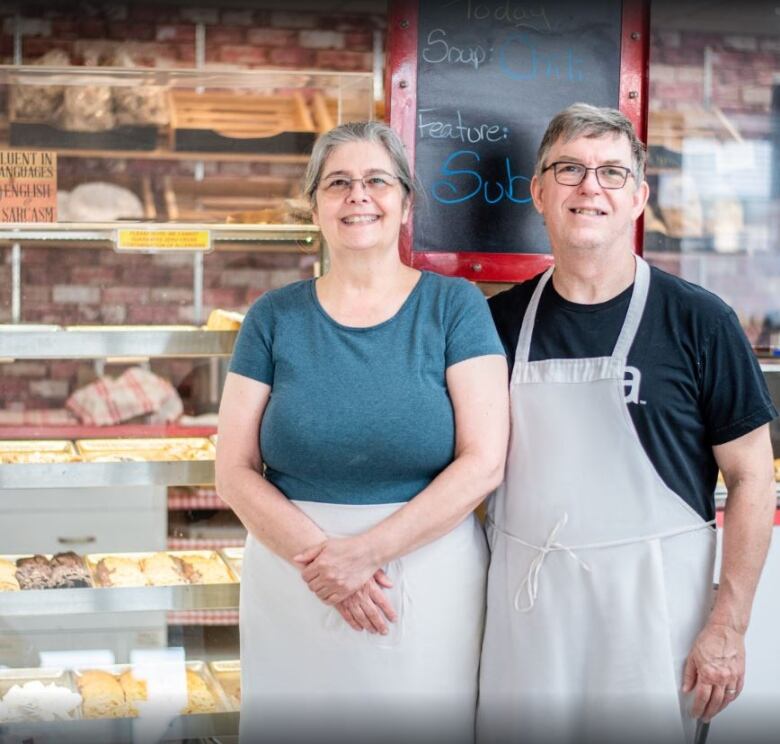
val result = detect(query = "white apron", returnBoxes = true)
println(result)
[240,499,488,744]
[477,257,716,744]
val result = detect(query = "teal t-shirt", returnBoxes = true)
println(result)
[229,270,504,505]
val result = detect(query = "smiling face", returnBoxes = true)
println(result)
[312,140,410,258]
[530,132,649,255]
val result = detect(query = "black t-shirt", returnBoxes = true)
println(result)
[489,266,777,522]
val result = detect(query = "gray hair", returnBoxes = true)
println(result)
[303,120,417,207]
[535,103,646,185]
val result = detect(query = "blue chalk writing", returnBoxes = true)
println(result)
[498,32,585,82]
[431,150,532,205]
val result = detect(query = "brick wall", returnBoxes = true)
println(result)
[0,2,384,70]
[650,28,778,119]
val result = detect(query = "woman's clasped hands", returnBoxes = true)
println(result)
[294,536,396,635]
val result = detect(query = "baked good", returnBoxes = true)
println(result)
[118,670,147,717]
[0,558,20,591]
[95,556,148,588]
[16,554,53,590]
[58,85,115,131]
[66,182,145,221]
[182,669,216,714]
[205,309,244,331]
[0,680,81,722]
[49,552,92,589]
[140,552,187,586]
[77,670,128,719]
[774,458,780,481]
[179,554,233,585]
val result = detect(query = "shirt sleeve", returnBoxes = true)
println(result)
[701,308,777,445]
[228,292,275,385]
[445,279,506,368]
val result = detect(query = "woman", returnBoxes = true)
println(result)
[216,121,508,744]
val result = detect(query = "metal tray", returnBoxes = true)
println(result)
[76,437,215,462]
[0,667,82,721]
[85,550,236,588]
[72,660,229,718]
[0,440,79,464]
[207,660,240,712]
[219,547,243,578]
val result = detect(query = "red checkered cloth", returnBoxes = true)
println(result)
[0,408,79,426]
[167,537,246,550]
[66,367,183,426]
[167,609,239,625]
[168,487,229,510]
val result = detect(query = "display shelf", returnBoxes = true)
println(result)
[0,710,238,743]
[0,459,214,489]
[0,327,236,360]
[0,581,239,617]
[0,222,320,253]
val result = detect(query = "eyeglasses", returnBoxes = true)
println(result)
[318,174,399,196]
[542,161,633,189]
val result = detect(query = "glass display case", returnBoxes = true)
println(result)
[0,64,373,740]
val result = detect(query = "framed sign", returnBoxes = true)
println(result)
[387,0,649,282]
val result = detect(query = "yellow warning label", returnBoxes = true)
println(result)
[116,228,211,252]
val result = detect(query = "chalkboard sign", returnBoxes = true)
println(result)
[387,0,648,281]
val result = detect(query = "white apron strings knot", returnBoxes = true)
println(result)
[509,512,592,613]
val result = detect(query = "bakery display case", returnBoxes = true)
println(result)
[0,63,373,741]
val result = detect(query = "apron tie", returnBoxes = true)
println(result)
[508,512,592,612]
[488,514,716,613]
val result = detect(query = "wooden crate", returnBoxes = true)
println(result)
[163,176,299,222]
[169,90,317,154]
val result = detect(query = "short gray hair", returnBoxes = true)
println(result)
[535,103,646,185]
[303,120,417,207]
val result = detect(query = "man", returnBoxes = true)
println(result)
[477,103,777,744]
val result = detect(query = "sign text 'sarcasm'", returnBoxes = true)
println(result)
[0,151,57,222]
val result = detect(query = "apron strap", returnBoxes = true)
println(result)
[611,255,650,362]
[515,266,554,365]
[514,255,651,366]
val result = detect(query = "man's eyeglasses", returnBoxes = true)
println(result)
[318,174,399,196]
[542,161,633,189]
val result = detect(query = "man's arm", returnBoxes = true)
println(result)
[682,424,775,722]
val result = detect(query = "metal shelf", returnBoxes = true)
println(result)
[0,710,238,742]
[0,460,214,489]
[0,327,236,360]
[0,581,239,617]
[0,222,320,253]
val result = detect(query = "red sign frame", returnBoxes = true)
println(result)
[386,0,650,283]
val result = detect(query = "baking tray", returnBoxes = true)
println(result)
[9,121,159,151]
[0,440,79,464]
[75,437,215,462]
[72,660,229,719]
[0,667,82,721]
[85,550,236,588]
[219,547,243,578]
[3,552,93,590]
[207,660,240,712]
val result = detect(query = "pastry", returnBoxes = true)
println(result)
[16,554,53,590]
[205,309,244,331]
[118,670,147,717]
[49,552,92,588]
[182,669,216,714]
[0,680,81,722]
[774,458,780,481]
[179,554,233,585]
[95,556,148,588]
[0,558,20,591]
[76,670,128,719]
[140,552,187,586]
